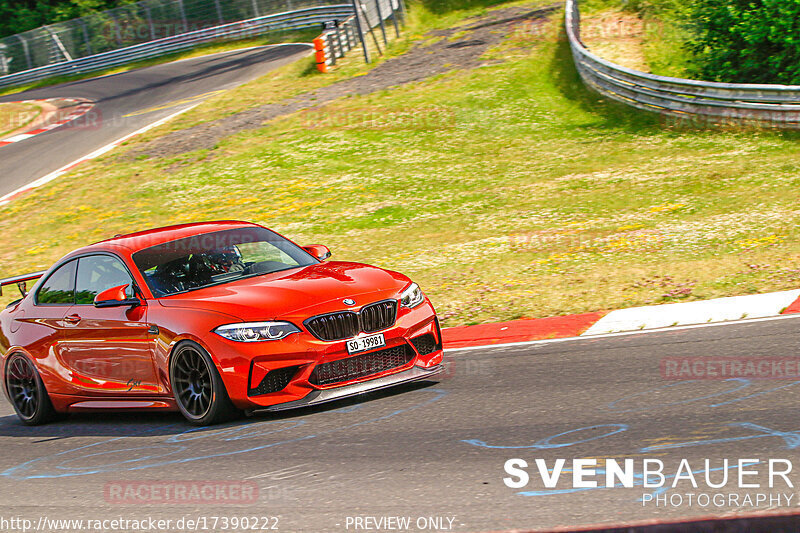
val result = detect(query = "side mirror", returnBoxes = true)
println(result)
[94,284,142,308]
[303,244,331,261]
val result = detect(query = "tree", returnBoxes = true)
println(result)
[0,0,126,39]
[688,0,800,84]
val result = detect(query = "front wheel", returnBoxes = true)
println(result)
[5,354,58,425]
[170,341,241,426]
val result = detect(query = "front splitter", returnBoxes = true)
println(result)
[254,364,444,413]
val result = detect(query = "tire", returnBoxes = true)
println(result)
[170,341,241,426]
[5,354,58,426]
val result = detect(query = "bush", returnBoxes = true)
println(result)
[0,0,123,39]
[687,0,800,84]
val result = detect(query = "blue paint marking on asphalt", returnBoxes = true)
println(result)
[710,380,800,407]
[461,378,800,501]
[0,421,185,477]
[2,389,447,480]
[165,420,309,443]
[461,424,628,450]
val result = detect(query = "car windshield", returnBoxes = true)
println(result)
[132,227,317,297]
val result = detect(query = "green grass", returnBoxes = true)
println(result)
[2,2,800,328]
[637,3,694,77]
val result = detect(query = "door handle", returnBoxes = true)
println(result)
[64,314,82,324]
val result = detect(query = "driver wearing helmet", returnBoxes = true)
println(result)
[206,245,245,274]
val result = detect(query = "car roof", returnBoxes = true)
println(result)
[84,220,259,253]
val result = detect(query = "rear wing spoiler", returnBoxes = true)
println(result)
[0,270,47,297]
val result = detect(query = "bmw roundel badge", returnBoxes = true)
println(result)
[343,298,356,306]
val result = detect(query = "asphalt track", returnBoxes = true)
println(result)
[3,316,800,531]
[0,44,312,198]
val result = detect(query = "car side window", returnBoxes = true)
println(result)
[36,260,77,305]
[75,255,134,305]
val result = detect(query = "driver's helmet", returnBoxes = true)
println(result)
[207,245,243,272]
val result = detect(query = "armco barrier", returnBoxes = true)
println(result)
[0,5,353,89]
[313,15,359,72]
[566,0,800,127]
[312,0,402,72]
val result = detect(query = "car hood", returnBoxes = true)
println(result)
[157,261,410,320]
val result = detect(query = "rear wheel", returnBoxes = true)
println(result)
[170,341,241,426]
[5,354,58,425]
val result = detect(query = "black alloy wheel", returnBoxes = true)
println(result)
[5,354,57,425]
[170,341,240,425]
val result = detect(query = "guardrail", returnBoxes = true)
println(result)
[0,4,354,89]
[313,0,401,72]
[313,15,359,72]
[566,0,800,127]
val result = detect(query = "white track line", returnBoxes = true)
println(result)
[0,103,199,206]
[445,312,800,353]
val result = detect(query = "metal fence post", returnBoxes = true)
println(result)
[374,0,388,46]
[335,24,347,53]
[0,44,9,75]
[327,32,336,65]
[44,26,73,61]
[214,0,224,25]
[389,0,400,37]
[351,0,370,63]
[177,0,189,33]
[16,35,32,70]
[345,20,354,48]
[357,1,382,56]
[79,19,93,56]
[142,3,155,40]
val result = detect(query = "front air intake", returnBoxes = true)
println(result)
[248,365,300,396]
[309,344,414,386]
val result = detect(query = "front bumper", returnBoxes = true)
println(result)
[208,299,444,410]
[255,364,443,412]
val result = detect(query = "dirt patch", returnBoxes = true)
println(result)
[130,4,558,160]
[580,10,650,72]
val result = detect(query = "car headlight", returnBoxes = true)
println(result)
[399,282,425,308]
[214,321,301,342]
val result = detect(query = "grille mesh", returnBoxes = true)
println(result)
[411,334,438,356]
[305,300,398,341]
[361,300,397,333]
[305,312,360,341]
[309,344,413,386]
[248,365,300,396]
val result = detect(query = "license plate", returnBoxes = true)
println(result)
[346,333,386,354]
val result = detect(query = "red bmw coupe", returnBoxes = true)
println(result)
[0,221,443,425]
